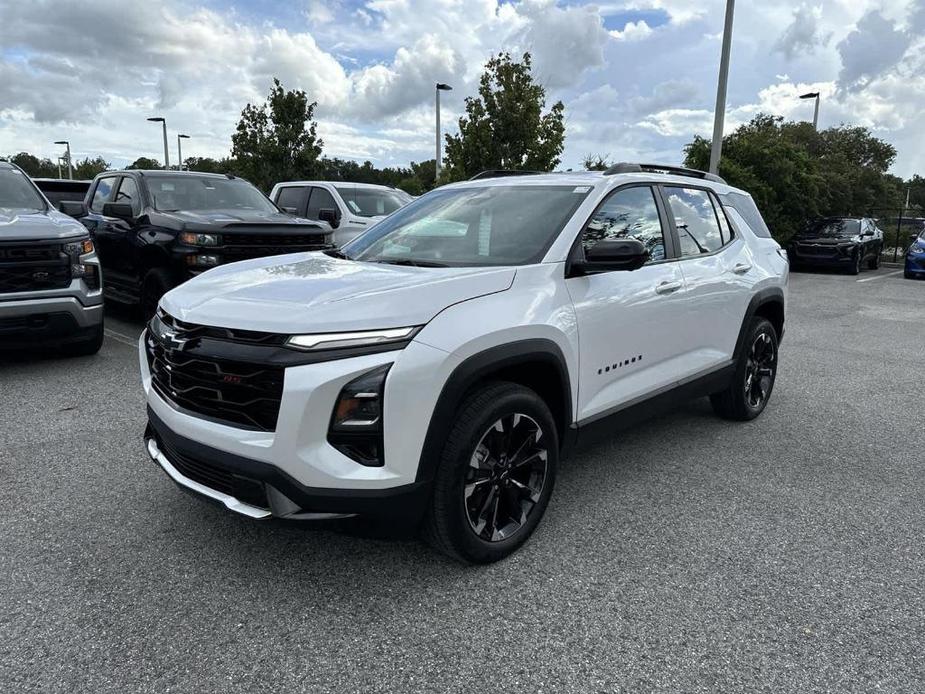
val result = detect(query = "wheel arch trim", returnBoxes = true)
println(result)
[734,287,785,362]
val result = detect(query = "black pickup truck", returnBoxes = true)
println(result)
[60,170,333,317]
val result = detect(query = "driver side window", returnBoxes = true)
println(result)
[583,186,666,263]
[90,177,117,213]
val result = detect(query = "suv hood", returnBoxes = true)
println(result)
[160,253,516,334]
[0,208,89,242]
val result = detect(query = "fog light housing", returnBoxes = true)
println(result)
[185,254,221,267]
[327,364,390,466]
[72,263,100,290]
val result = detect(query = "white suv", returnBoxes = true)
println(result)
[141,164,788,563]
[269,180,413,247]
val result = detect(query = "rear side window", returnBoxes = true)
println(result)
[583,186,666,263]
[90,177,117,213]
[276,186,306,213]
[719,192,772,239]
[665,187,724,256]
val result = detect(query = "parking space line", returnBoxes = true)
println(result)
[857,270,903,283]
[104,328,139,348]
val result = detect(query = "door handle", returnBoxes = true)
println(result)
[655,280,682,295]
[733,262,752,274]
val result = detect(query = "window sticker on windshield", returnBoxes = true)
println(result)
[160,183,175,191]
[347,200,361,213]
[573,186,591,193]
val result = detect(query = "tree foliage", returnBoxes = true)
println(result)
[231,78,323,192]
[583,154,613,171]
[684,115,906,241]
[127,157,162,170]
[73,156,110,179]
[443,53,566,181]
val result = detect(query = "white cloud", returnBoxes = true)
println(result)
[609,21,654,42]
[775,4,830,59]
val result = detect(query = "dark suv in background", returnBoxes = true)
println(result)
[787,217,884,274]
[61,170,334,317]
[33,178,92,208]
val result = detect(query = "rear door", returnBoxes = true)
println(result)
[566,184,691,422]
[661,185,754,373]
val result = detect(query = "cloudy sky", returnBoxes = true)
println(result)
[1,0,923,177]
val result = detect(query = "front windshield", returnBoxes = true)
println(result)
[344,185,590,267]
[0,168,46,213]
[148,176,277,213]
[335,185,411,218]
[804,219,860,238]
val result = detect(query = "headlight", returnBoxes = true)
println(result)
[328,364,390,466]
[179,232,221,246]
[287,326,419,351]
[911,245,925,255]
[64,238,94,256]
[185,254,221,267]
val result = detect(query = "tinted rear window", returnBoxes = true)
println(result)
[719,192,772,238]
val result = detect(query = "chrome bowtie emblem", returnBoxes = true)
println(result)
[160,327,188,351]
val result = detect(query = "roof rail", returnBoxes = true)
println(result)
[603,162,725,184]
[469,169,545,181]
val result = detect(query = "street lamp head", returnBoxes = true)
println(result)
[147,117,165,123]
[799,92,820,100]
[178,134,190,139]
[436,83,453,91]
[54,140,69,145]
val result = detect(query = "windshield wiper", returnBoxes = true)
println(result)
[324,248,352,260]
[374,258,448,268]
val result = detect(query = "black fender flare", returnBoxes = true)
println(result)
[733,287,785,362]
[415,338,572,484]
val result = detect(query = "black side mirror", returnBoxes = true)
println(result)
[318,207,340,228]
[102,202,135,222]
[575,238,650,274]
[281,206,299,215]
[58,200,88,218]
[862,230,874,237]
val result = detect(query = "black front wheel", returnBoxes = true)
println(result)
[423,381,558,564]
[711,317,779,421]
[867,247,881,270]
[140,268,174,320]
[848,248,863,275]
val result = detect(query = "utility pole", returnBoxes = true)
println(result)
[177,134,190,171]
[435,83,452,181]
[709,0,735,175]
[147,117,170,170]
[54,141,73,179]
[800,92,821,130]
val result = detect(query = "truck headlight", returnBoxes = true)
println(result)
[179,232,221,246]
[328,364,390,466]
[287,326,419,351]
[65,237,100,290]
[64,239,94,256]
[185,254,221,267]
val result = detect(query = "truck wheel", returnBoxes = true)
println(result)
[423,381,558,564]
[62,322,104,357]
[710,317,778,421]
[867,249,881,270]
[848,249,862,275]
[140,268,173,320]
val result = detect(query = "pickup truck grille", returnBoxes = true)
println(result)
[224,233,328,247]
[145,328,285,432]
[0,243,70,293]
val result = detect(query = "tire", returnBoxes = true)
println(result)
[423,381,559,564]
[848,248,862,275]
[140,267,174,320]
[906,270,915,280]
[867,247,881,270]
[61,322,104,357]
[710,317,779,421]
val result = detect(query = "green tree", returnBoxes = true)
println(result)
[583,154,612,171]
[73,156,110,179]
[231,78,323,192]
[183,156,239,175]
[6,152,58,177]
[684,115,908,241]
[443,53,565,181]
[127,157,162,170]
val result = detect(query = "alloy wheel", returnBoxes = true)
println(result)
[464,413,548,543]
[744,332,776,409]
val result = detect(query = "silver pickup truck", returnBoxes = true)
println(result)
[0,161,103,355]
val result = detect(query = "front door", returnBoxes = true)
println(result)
[566,184,691,423]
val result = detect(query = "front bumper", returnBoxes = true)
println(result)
[905,253,925,277]
[144,407,429,521]
[788,244,857,266]
[0,294,103,347]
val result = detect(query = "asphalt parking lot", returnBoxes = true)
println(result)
[2,267,924,693]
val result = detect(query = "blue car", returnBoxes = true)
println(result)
[906,228,925,279]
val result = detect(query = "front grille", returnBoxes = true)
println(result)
[224,233,327,247]
[156,433,269,509]
[797,244,838,258]
[0,243,70,293]
[146,329,285,432]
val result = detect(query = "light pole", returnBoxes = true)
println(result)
[709,0,735,175]
[177,134,190,171]
[147,117,170,170]
[56,157,63,179]
[54,140,73,179]
[435,83,452,180]
[799,92,820,130]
